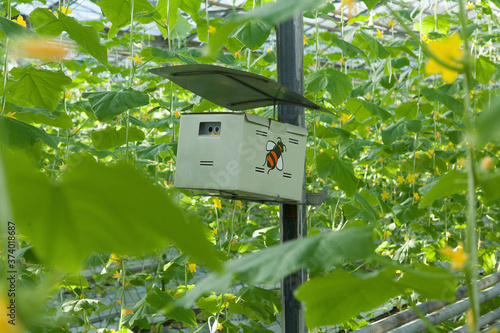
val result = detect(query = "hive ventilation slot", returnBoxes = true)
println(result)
[200,160,214,166]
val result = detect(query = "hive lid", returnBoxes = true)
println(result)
[149,64,330,112]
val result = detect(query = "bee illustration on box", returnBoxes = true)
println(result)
[264,137,286,174]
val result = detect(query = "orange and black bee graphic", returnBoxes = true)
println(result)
[264,137,286,174]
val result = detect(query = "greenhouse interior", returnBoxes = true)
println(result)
[1,0,500,332]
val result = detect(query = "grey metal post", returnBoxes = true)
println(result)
[276,13,308,333]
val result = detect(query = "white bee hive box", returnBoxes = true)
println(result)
[175,112,307,202]
[149,64,329,203]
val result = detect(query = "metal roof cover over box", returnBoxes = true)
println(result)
[175,112,307,202]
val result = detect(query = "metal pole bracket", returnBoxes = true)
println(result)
[305,186,329,206]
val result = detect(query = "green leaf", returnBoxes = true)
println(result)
[136,143,176,159]
[177,0,201,16]
[229,287,280,324]
[345,98,391,121]
[478,171,500,202]
[90,126,145,151]
[360,100,391,121]
[30,8,63,37]
[157,0,179,31]
[317,153,359,197]
[419,170,468,208]
[207,0,325,55]
[142,47,198,64]
[324,68,353,106]
[398,265,456,301]
[352,32,391,59]
[353,193,378,224]
[61,299,103,314]
[6,103,73,129]
[361,0,379,9]
[477,94,500,142]
[8,68,72,112]
[296,269,401,328]
[382,118,406,145]
[421,88,463,116]
[330,34,368,60]
[3,153,222,272]
[305,71,328,93]
[406,119,422,133]
[57,11,108,64]
[233,20,272,50]
[391,57,410,69]
[146,288,197,326]
[306,69,352,106]
[0,116,58,149]
[97,0,155,29]
[394,101,433,120]
[0,16,36,39]
[414,14,452,35]
[476,55,496,85]
[179,226,374,306]
[82,88,150,122]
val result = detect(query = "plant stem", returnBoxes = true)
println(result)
[1,0,10,116]
[125,0,135,163]
[118,260,127,330]
[458,0,479,330]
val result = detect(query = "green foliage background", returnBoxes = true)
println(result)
[1,0,500,332]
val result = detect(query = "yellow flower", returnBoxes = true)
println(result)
[59,6,72,14]
[381,191,389,200]
[388,19,394,27]
[422,35,431,45]
[174,110,181,118]
[425,33,463,83]
[216,323,223,331]
[212,228,218,234]
[213,197,221,209]
[413,192,420,201]
[65,91,73,99]
[384,230,392,237]
[112,271,122,279]
[121,308,134,315]
[187,263,197,273]
[234,51,242,59]
[335,0,357,20]
[397,175,405,183]
[5,111,16,119]
[208,25,217,34]
[141,112,151,121]
[377,157,383,162]
[109,253,121,264]
[13,15,26,27]
[131,54,144,63]
[303,35,308,45]
[13,39,70,60]
[467,1,474,9]
[340,113,351,124]
[440,243,468,270]
[481,156,493,170]
[236,200,242,209]
[376,29,383,38]
[339,56,347,64]
[406,174,415,183]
